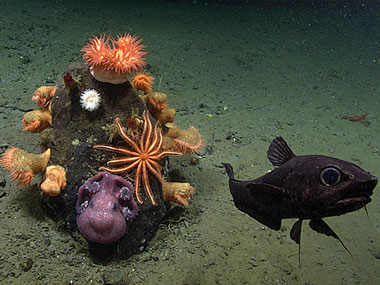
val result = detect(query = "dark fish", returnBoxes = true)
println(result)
[223,136,377,256]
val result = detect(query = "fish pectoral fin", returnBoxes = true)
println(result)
[239,183,286,230]
[247,209,282,230]
[290,219,303,268]
[309,219,352,256]
[229,182,286,230]
[308,219,339,239]
[267,136,296,166]
[233,200,283,230]
[246,183,287,204]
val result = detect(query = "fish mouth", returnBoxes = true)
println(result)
[334,176,377,208]
[329,195,371,215]
[321,193,370,217]
[334,196,371,207]
[332,181,375,211]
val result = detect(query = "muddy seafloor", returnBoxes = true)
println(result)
[1,0,380,284]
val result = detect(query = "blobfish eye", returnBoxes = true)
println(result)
[320,167,341,186]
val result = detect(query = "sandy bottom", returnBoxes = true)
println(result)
[1,0,380,284]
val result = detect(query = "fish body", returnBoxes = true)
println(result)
[223,136,377,249]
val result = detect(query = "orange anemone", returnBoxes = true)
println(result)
[140,92,175,126]
[22,109,52,133]
[164,126,203,154]
[81,34,147,84]
[162,181,195,206]
[146,92,167,111]
[0,148,51,187]
[40,165,67,196]
[132,72,155,94]
[32,86,56,108]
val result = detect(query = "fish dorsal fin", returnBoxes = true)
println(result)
[267,136,296,166]
[309,219,352,256]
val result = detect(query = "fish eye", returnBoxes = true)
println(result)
[320,167,341,186]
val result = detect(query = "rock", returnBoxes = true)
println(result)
[41,62,167,259]
[102,269,130,285]
[19,257,33,272]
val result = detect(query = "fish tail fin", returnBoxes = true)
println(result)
[222,163,234,179]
